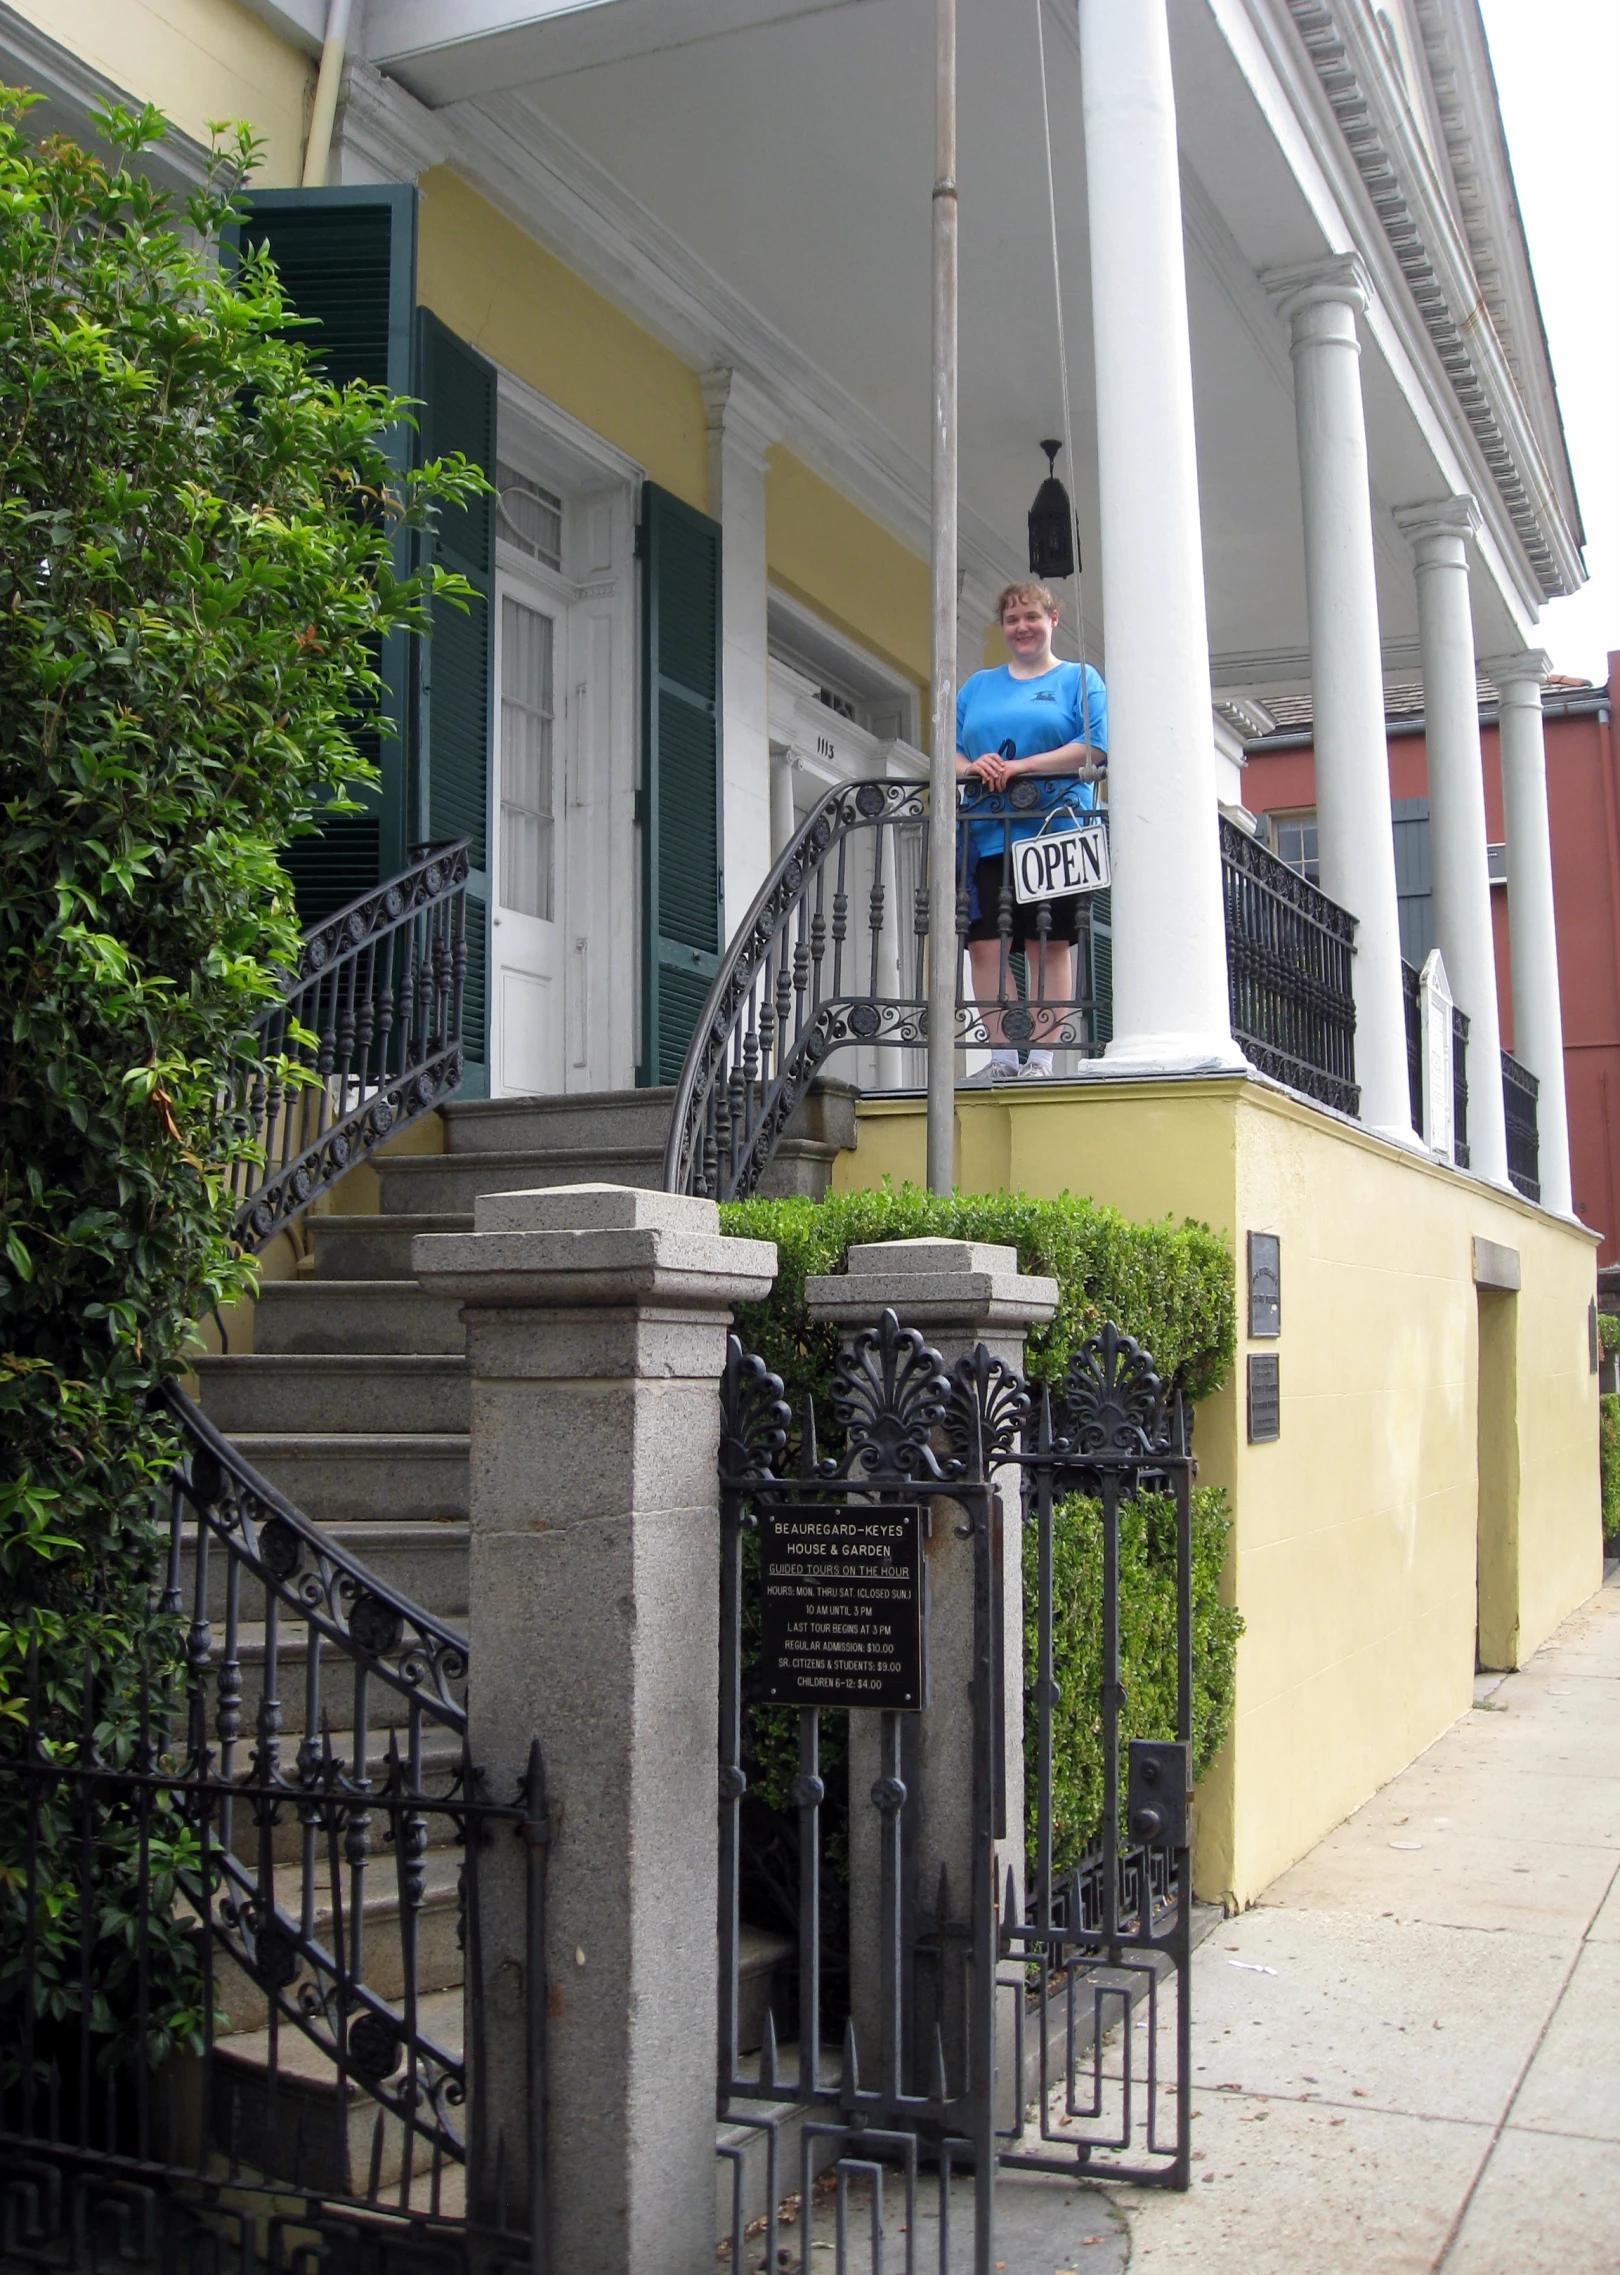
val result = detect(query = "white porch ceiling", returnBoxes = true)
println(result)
[364,0,882,103]
[396,0,1561,676]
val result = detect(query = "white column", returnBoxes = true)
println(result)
[1395,498,1510,1185]
[1078,0,1241,1071]
[1481,648,1573,1212]
[1266,256,1415,1141]
[702,368,781,937]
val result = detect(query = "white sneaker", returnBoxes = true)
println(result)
[1019,1058,1054,1080]
[987,1057,1023,1083]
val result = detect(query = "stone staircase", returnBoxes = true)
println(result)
[189,1082,854,2197]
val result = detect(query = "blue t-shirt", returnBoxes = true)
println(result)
[955,661,1108,863]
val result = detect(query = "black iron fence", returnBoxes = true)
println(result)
[716,1313,1194,2272]
[1219,816,1358,1117]
[665,783,1363,1199]
[230,840,471,1253]
[1502,1050,1540,1201]
[0,1383,547,2275]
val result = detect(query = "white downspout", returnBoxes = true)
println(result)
[302,0,354,189]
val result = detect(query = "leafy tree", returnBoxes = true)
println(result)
[0,92,478,2068]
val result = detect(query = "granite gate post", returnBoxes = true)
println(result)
[414,1185,777,2275]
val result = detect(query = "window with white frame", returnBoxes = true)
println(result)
[500,595,555,921]
[1270,809,1320,886]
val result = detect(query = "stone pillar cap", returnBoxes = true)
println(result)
[805,1235,1058,1329]
[413,1182,776,1309]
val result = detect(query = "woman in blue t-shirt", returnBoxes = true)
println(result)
[956,581,1107,1078]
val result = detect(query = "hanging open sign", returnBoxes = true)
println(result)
[1011,822,1111,903]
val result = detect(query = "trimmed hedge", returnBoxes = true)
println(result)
[1601,1392,1620,1547]
[719,1185,1241,1869]
[1033,1487,1240,1873]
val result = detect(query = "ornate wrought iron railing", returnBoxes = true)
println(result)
[665,782,1365,1199]
[1219,816,1358,1117]
[1454,1004,1471,1169]
[0,1383,546,2272]
[230,840,471,1253]
[1502,1049,1540,1201]
[663,778,1104,1200]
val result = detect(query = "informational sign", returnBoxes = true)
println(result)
[1011,823,1111,904]
[757,1503,925,1711]
[1247,1231,1281,1339]
[1247,1353,1280,1444]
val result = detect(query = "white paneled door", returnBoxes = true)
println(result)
[492,587,564,1095]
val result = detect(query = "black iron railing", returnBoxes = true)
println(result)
[1403,959,1424,1132]
[1454,1005,1471,1169]
[0,1383,548,2271]
[664,784,1364,1199]
[1220,817,1358,1117]
[230,840,470,1252]
[663,778,1104,1200]
[1503,1050,1540,1201]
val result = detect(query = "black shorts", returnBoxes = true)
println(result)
[965,855,1085,946]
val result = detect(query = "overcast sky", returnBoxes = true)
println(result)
[1476,0,1618,684]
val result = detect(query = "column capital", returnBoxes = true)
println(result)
[1394,495,1481,561]
[701,365,784,475]
[1262,251,1373,326]
[1480,649,1553,695]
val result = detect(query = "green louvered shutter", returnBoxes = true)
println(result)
[238,188,417,919]
[640,484,724,1086]
[415,309,496,1094]
[1088,890,1113,1048]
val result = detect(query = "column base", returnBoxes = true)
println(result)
[1100,1032,1250,1077]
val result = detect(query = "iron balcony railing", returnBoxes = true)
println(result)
[664,783,1363,1198]
[230,840,471,1252]
[1219,816,1358,1117]
[1502,1049,1540,1201]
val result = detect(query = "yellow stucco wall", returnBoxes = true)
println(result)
[13,0,311,185]
[764,447,931,692]
[841,1077,1603,1905]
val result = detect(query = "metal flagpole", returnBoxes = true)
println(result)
[926,0,959,1195]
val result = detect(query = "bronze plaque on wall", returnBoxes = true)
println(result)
[1248,1231,1281,1338]
[757,1503,925,1711]
[1247,1353,1280,1443]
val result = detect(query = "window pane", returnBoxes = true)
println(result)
[500,595,554,921]
[496,461,564,569]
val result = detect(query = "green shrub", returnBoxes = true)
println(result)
[1601,1393,1620,1546]
[1031,1487,1241,1873]
[720,1186,1240,1877]
[0,96,477,2071]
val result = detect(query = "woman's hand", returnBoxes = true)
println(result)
[963,751,1011,791]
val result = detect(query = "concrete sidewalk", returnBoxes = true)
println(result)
[1116,1564,1620,2274]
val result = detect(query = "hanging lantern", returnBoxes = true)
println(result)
[1027,439,1077,581]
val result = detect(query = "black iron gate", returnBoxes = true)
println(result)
[717,1312,1194,2272]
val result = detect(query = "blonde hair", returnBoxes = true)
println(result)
[995,580,1058,621]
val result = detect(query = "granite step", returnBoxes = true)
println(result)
[252,1280,466,1357]
[194,1352,470,1437]
[178,1518,468,1625]
[218,1432,468,1525]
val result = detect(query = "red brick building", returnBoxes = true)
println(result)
[1242,658,1620,1258]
